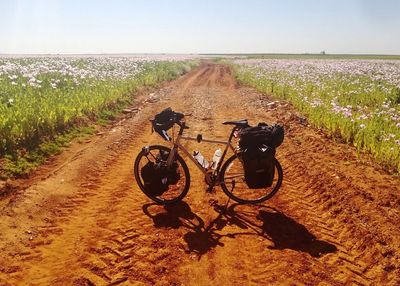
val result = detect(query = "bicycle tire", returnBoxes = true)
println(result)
[134,145,190,205]
[220,154,283,204]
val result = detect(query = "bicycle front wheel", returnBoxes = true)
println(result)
[134,145,190,205]
[220,154,283,204]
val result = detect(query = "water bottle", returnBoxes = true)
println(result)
[193,151,210,169]
[212,149,223,170]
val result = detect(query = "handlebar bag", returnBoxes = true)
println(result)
[152,107,184,141]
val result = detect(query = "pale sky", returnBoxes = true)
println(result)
[1,0,400,54]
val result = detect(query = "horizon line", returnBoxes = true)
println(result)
[1,52,400,56]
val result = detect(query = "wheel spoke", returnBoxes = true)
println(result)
[223,174,245,180]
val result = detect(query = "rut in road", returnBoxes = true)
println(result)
[0,63,399,286]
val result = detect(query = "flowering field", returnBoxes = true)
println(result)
[0,56,197,158]
[233,59,400,172]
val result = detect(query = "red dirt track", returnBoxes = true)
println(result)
[0,63,399,285]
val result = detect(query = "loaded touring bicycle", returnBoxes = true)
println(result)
[134,108,284,205]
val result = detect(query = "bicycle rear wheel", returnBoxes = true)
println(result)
[220,154,283,204]
[134,145,190,205]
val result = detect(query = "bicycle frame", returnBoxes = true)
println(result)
[165,122,239,185]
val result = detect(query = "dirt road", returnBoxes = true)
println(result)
[1,63,399,285]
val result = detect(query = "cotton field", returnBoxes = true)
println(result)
[0,56,197,156]
[234,58,400,171]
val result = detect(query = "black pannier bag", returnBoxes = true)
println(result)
[159,150,181,185]
[239,123,284,189]
[269,124,284,148]
[239,123,284,150]
[167,161,180,185]
[152,108,184,141]
[140,150,181,196]
[242,147,276,188]
[140,161,169,196]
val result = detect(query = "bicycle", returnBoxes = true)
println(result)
[133,113,283,205]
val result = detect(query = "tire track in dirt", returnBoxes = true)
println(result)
[241,87,400,285]
[0,70,197,285]
[0,63,399,285]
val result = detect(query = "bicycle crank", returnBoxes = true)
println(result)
[204,172,217,187]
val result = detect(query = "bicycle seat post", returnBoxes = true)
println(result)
[228,126,237,143]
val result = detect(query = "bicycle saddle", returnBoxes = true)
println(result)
[222,119,249,127]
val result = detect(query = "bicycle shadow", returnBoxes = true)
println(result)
[256,209,337,257]
[216,203,337,258]
[142,201,202,229]
[142,201,225,256]
[142,202,337,259]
